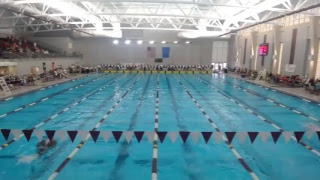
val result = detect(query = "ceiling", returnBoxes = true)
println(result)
[0,0,318,38]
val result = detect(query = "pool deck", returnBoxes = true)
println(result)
[227,73,320,103]
[0,73,91,100]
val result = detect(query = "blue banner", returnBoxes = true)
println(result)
[162,47,170,58]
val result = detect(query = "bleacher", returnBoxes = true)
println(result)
[0,36,81,59]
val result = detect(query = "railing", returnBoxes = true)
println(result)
[0,51,83,60]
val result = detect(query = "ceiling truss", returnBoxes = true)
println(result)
[0,0,318,35]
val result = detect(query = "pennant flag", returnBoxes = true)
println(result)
[124,131,133,143]
[34,130,44,141]
[134,131,144,143]
[22,130,33,142]
[56,130,66,141]
[101,131,110,142]
[191,132,200,143]
[260,132,269,142]
[247,132,259,143]
[168,132,178,143]
[45,130,56,140]
[225,132,236,143]
[271,132,282,143]
[67,131,78,142]
[179,131,190,143]
[146,131,154,143]
[306,131,313,139]
[156,131,167,143]
[294,131,305,143]
[317,131,320,141]
[283,132,292,143]
[90,131,100,143]
[112,131,123,143]
[1,129,10,141]
[213,132,222,143]
[201,132,212,143]
[237,132,247,144]
[12,130,22,139]
[79,131,89,141]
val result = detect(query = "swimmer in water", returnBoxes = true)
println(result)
[36,139,57,155]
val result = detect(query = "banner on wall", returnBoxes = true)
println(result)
[162,47,170,58]
[285,64,296,72]
[147,47,156,58]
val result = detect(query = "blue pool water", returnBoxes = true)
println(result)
[0,73,320,180]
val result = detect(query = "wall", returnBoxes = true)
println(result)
[232,22,312,76]
[20,30,229,66]
[280,25,309,76]
[212,41,228,63]
[73,31,216,65]
[227,35,236,68]
[24,37,74,54]
[2,58,81,75]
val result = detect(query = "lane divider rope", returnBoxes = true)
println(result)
[0,74,108,118]
[209,75,320,123]
[151,74,159,180]
[227,74,320,105]
[0,74,94,102]
[194,75,320,157]
[175,76,259,180]
[0,74,126,150]
[48,76,141,180]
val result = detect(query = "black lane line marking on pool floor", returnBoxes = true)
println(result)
[28,75,135,179]
[0,74,108,118]
[0,74,126,150]
[165,74,200,180]
[210,75,320,123]
[48,76,141,180]
[227,74,320,104]
[108,74,151,180]
[0,74,114,119]
[0,74,94,102]
[194,75,320,157]
[151,74,159,180]
[180,74,237,130]
[174,75,259,180]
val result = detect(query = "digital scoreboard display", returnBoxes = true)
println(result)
[258,43,269,56]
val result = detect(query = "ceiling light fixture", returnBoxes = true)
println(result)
[113,40,119,44]
[137,40,143,44]
[162,41,166,44]
[173,41,178,44]
[149,41,155,44]
[186,41,190,44]
[125,40,131,44]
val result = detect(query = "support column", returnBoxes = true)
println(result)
[227,35,236,68]
[250,31,258,70]
[235,34,241,68]
[309,16,319,78]
[273,25,281,74]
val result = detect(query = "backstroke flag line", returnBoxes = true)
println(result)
[147,47,156,58]
[162,47,170,58]
[0,129,319,144]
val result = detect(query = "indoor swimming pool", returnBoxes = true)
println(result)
[0,73,320,180]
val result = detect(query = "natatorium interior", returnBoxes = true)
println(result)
[0,73,320,180]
